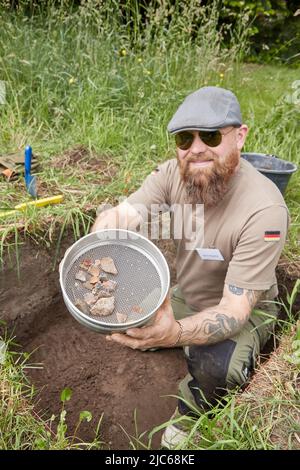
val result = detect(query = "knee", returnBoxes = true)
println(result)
[186,340,237,387]
[183,340,237,409]
[225,341,258,389]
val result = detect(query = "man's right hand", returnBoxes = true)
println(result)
[91,201,143,233]
[91,206,120,232]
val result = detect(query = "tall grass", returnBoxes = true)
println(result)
[0,1,249,149]
[0,0,299,256]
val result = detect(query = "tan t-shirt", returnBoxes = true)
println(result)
[126,158,289,311]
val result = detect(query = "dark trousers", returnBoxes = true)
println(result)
[171,286,278,414]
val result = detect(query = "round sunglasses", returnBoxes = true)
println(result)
[175,128,235,150]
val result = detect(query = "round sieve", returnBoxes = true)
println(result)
[59,229,170,333]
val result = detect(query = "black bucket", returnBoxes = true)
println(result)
[241,153,298,196]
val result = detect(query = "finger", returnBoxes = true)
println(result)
[126,328,151,339]
[110,333,145,350]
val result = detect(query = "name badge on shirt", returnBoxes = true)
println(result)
[196,248,224,261]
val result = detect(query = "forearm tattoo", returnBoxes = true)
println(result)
[228,284,264,309]
[178,286,265,346]
[189,312,244,344]
[229,285,243,295]
[180,310,245,345]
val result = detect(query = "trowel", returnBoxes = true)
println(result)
[0,145,64,218]
[24,145,37,198]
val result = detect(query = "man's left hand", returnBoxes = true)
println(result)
[106,295,180,350]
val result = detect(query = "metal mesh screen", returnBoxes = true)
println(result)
[64,244,162,325]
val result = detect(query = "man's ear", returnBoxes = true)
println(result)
[236,124,248,151]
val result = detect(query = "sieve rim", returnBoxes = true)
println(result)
[59,229,170,331]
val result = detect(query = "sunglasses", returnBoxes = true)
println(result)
[175,128,235,150]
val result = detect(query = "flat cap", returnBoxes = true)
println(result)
[167,86,242,134]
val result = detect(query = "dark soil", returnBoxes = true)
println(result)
[0,238,185,450]
[51,145,118,184]
[0,237,299,450]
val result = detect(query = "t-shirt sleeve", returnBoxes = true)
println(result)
[125,161,171,220]
[225,204,289,290]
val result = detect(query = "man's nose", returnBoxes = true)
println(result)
[189,134,207,153]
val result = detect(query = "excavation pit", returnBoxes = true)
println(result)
[0,239,185,450]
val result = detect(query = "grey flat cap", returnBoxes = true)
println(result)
[167,86,242,134]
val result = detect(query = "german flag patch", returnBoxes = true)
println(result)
[264,231,281,242]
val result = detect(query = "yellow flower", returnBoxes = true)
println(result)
[137,58,142,63]
[69,77,76,84]
[120,49,127,56]
[219,73,224,79]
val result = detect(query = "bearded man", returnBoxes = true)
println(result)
[91,87,289,448]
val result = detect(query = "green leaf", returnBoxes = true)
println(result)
[60,387,72,403]
[34,438,48,450]
[79,411,92,423]
[290,279,300,310]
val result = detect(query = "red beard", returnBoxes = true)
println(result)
[178,149,240,206]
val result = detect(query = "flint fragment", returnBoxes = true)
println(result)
[102,280,117,292]
[75,299,90,315]
[75,270,87,282]
[83,292,97,306]
[91,296,115,316]
[116,312,128,323]
[80,258,93,270]
[100,257,118,275]
[88,265,100,277]
[82,281,94,291]
[132,305,143,314]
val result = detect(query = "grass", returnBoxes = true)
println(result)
[0,1,298,264]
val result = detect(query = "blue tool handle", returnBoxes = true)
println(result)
[24,146,32,174]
